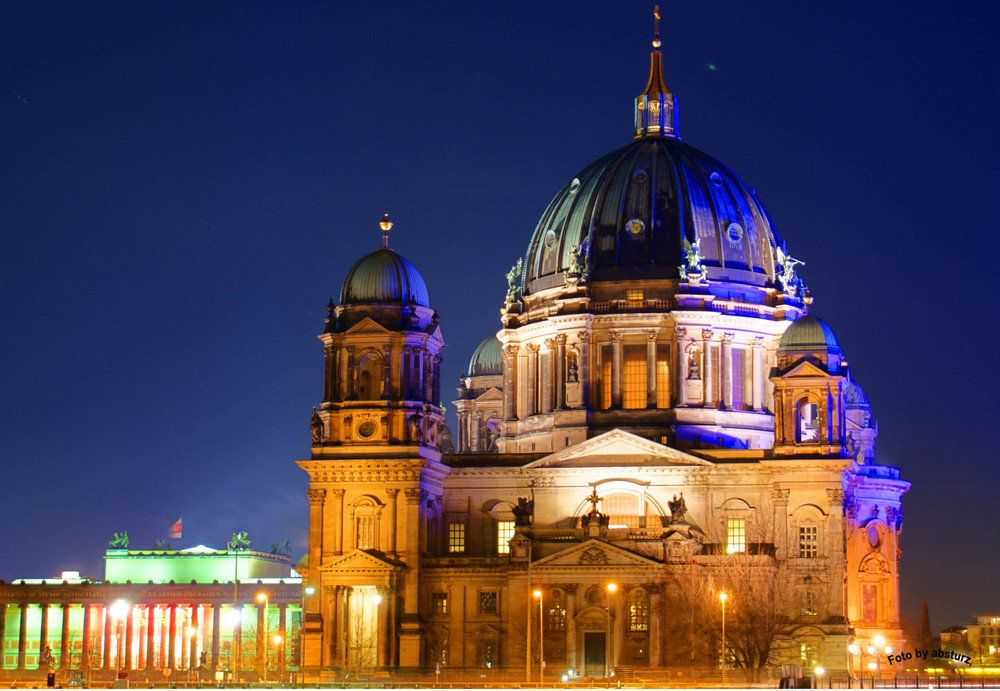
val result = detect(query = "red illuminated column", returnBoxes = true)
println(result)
[81,604,92,669]
[102,605,112,669]
[168,605,177,669]
[145,605,155,670]
[189,605,199,672]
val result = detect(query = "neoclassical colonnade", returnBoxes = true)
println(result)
[0,582,301,676]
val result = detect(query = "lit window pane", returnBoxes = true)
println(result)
[448,523,465,553]
[497,521,514,554]
[726,519,746,553]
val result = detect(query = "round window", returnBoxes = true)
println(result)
[626,218,645,237]
[866,524,881,548]
[357,419,378,439]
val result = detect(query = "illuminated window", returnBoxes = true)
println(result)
[629,592,649,632]
[600,349,612,409]
[546,604,566,631]
[357,516,375,550]
[448,523,466,553]
[496,520,514,554]
[800,642,817,664]
[731,348,745,409]
[623,346,646,409]
[626,289,644,306]
[432,592,449,615]
[803,591,817,616]
[656,351,670,408]
[799,526,818,558]
[479,591,498,615]
[797,401,820,442]
[726,519,746,553]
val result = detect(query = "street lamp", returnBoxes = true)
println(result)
[110,600,129,674]
[533,589,544,683]
[256,593,270,681]
[606,583,617,678]
[719,592,728,684]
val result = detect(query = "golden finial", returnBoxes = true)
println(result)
[379,212,393,248]
[652,5,662,49]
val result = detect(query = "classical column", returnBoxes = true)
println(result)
[702,328,714,407]
[168,605,177,669]
[402,489,423,614]
[306,489,325,594]
[82,604,93,670]
[331,488,345,555]
[60,603,71,669]
[189,605,199,674]
[330,587,343,666]
[674,328,687,406]
[386,488,400,555]
[16,604,28,669]
[751,336,764,411]
[377,587,390,667]
[576,331,591,408]
[145,605,156,670]
[555,333,567,410]
[39,602,49,664]
[323,345,334,401]
[209,604,220,671]
[103,604,112,670]
[649,586,662,667]
[646,330,657,408]
[565,586,577,672]
[721,333,734,409]
[526,344,539,416]
[610,331,622,408]
[277,604,287,672]
[257,601,265,671]
[0,605,5,669]
[772,488,790,560]
[337,346,348,401]
[541,339,555,414]
[505,344,521,420]
[383,346,391,399]
[827,489,847,618]
[125,605,134,670]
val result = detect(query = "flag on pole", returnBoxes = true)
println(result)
[168,517,182,539]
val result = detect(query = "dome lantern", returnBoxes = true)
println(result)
[634,6,679,140]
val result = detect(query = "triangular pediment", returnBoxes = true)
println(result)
[783,360,833,378]
[475,387,504,403]
[533,539,661,568]
[319,549,398,573]
[526,429,712,468]
[344,317,392,335]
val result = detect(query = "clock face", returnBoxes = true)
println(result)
[626,218,645,237]
[866,524,881,548]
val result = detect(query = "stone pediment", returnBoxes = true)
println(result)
[475,388,504,402]
[319,549,398,574]
[782,360,833,379]
[533,539,661,568]
[526,429,712,468]
[344,317,391,335]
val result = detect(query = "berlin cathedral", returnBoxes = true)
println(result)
[297,17,909,682]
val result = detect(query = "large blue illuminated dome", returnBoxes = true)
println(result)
[521,42,783,296]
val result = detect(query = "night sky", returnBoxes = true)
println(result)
[3,2,998,633]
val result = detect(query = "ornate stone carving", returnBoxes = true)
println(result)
[609,331,622,343]
[771,488,790,505]
[674,326,687,340]
[721,332,734,344]
[886,506,903,530]
[701,327,714,341]
[403,488,423,504]
[310,409,325,443]
[306,488,326,504]
[826,488,844,506]
[578,546,609,565]
[645,329,657,342]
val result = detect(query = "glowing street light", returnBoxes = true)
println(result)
[719,591,728,684]
[533,589,544,683]
[606,583,617,678]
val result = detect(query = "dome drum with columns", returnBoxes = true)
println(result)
[297,13,907,680]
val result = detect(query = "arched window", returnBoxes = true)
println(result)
[600,492,661,529]
[357,353,383,400]
[353,496,382,550]
[796,400,820,442]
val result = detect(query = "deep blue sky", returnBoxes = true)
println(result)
[3,2,997,632]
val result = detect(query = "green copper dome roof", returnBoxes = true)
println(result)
[778,315,841,352]
[844,380,870,409]
[468,335,502,377]
[340,247,430,307]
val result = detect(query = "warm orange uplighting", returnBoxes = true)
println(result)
[607,583,617,593]
[533,589,542,598]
